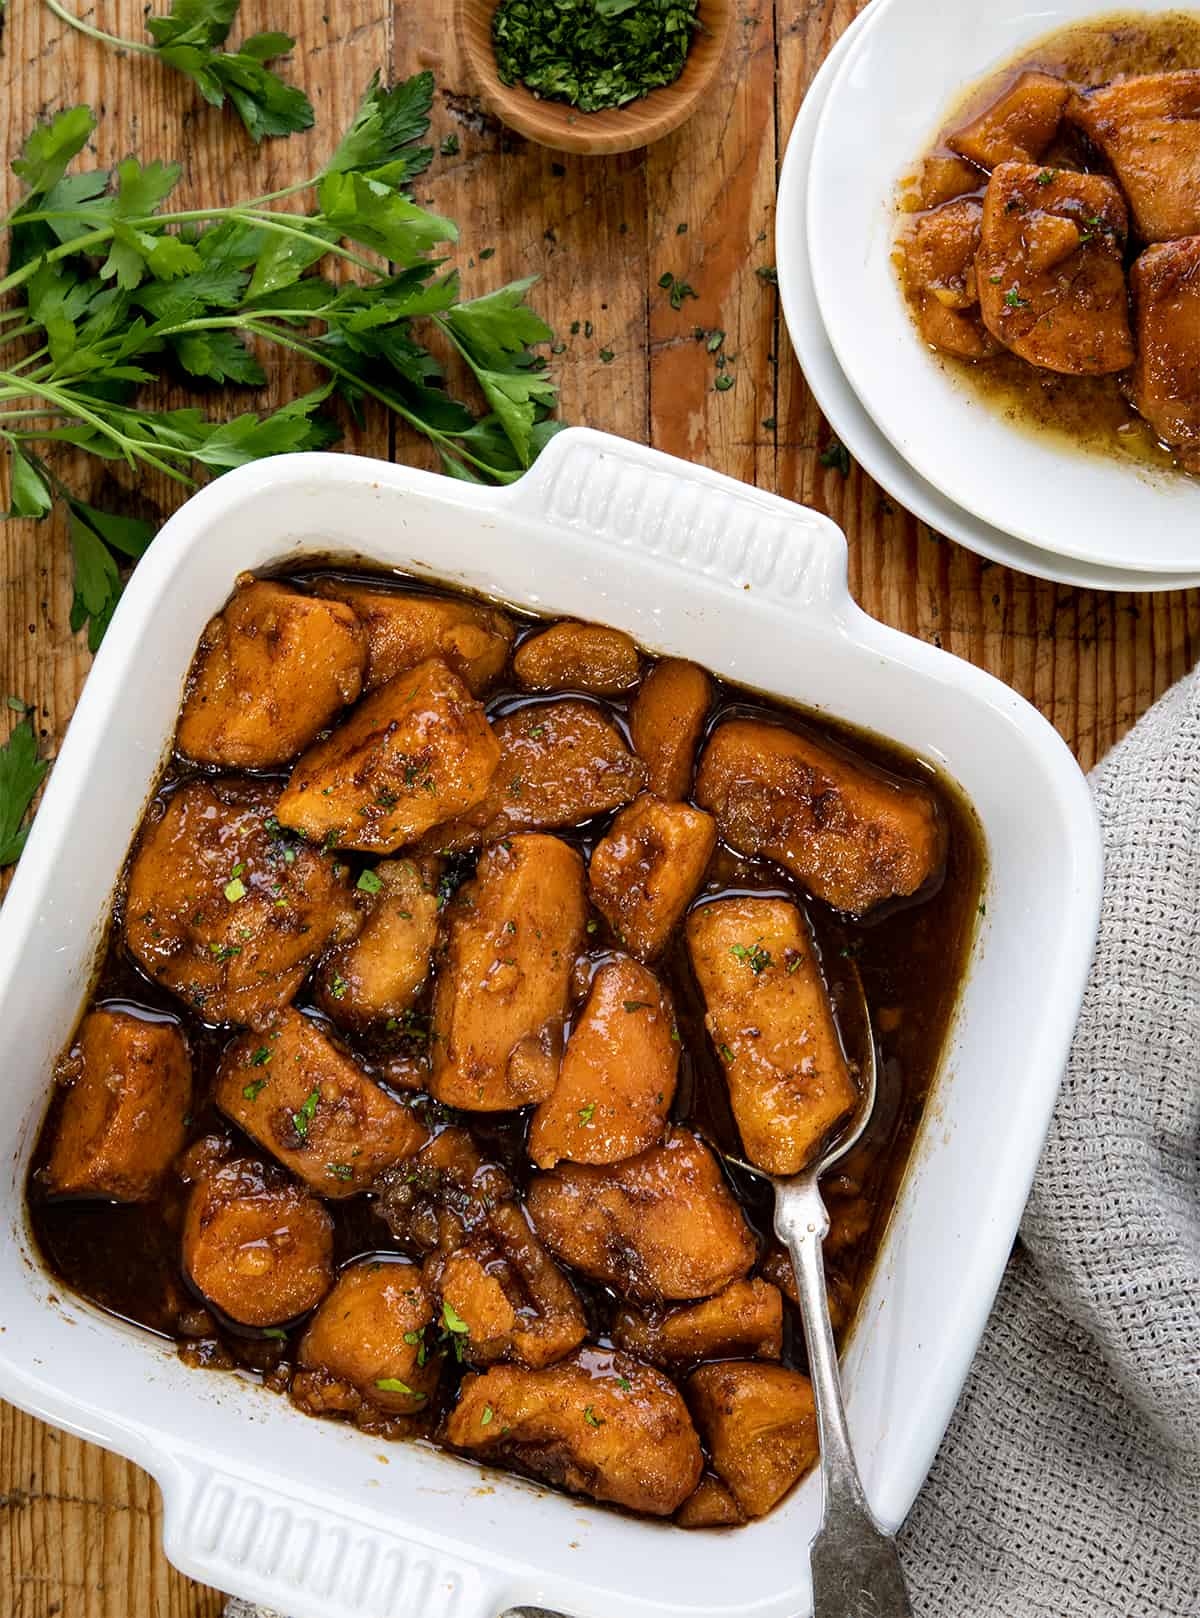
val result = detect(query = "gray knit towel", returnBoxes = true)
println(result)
[224,667,1200,1618]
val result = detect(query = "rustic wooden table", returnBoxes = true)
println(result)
[2,0,1198,1611]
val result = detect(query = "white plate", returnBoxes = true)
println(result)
[774,9,1200,594]
[806,0,1200,577]
[0,433,1102,1618]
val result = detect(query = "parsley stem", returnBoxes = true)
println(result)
[240,322,521,481]
[42,0,157,57]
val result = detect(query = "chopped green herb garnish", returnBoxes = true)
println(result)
[583,1405,605,1427]
[357,868,383,894]
[706,329,725,352]
[376,1377,423,1397]
[329,974,348,1000]
[756,265,779,285]
[623,999,654,1013]
[481,1404,494,1425]
[719,1043,735,1063]
[242,1077,268,1101]
[440,132,460,155]
[292,1087,320,1139]
[326,1163,353,1180]
[578,1100,596,1126]
[262,1327,288,1341]
[209,942,242,960]
[249,1046,272,1066]
[223,876,247,902]
[1004,288,1030,309]
[442,1299,470,1334]
[730,941,772,974]
[598,347,615,363]
[492,0,701,114]
[616,1376,632,1391]
[714,373,734,392]
[1036,169,1056,186]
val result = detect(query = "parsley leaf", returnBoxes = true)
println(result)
[0,719,49,866]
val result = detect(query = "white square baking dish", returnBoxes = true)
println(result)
[0,428,1102,1618]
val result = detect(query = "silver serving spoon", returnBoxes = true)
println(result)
[767,968,913,1618]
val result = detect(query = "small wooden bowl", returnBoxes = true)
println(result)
[456,0,733,156]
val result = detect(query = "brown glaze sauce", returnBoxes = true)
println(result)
[897,10,1200,472]
[25,564,984,1515]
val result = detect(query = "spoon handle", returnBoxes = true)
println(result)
[775,1180,913,1618]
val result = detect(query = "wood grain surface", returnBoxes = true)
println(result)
[2,0,1197,1612]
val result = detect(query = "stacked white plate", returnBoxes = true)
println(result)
[775,0,1200,593]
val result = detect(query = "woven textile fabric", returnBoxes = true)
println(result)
[224,671,1200,1618]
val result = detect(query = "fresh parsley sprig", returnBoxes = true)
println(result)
[0,74,562,645]
[0,717,49,867]
[43,0,315,144]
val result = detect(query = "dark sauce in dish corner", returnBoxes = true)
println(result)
[25,562,985,1516]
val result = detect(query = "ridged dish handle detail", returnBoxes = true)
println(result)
[159,1455,502,1618]
[509,427,848,609]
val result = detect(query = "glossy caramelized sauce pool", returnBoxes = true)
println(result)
[26,565,984,1521]
[896,10,1200,472]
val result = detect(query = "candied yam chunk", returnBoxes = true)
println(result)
[977,163,1134,375]
[588,794,716,961]
[294,1258,439,1418]
[1132,238,1200,472]
[176,578,366,769]
[429,700,646,851]
[276,657,500,854]
[527,957,678,1169]
[430,834,587,1110]
[513,622,640,695]
[687,1362,818,1518]
[315,582,515,695]
[695,718,944,915]
[427,1203,588,1369]
[613,1278,783,1368]
[948,70,1071,170]
[314,855,441,1028]
[628,658,713,801]
[676,1474,744,1528]
[45,1008,191,1202]
[1070,71,1200,243]
[527,1128,756,1302]
[446,1348,703,1516]
[215,1008,426,1198]
[183,1157,333,1327]
[124,779,359,1027]
[918,153,985,209]
[906,200,1004,361]
[687,896,855,1175]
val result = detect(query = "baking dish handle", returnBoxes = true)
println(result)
[503,426,850,612]
[157,1452,510,1618]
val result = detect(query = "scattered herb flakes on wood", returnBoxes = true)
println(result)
[0,74,563,646]
[820,439,852,477]
[43,0,315,144]
[492,0,700,113]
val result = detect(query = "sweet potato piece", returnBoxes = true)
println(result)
[906,200,1004,360]
[124,779,359,1027]
[918,154,985,209]
[695,718,944,915]
[446,1348,703,1516]
[276,657,500,854]
[45,1008,191,1202]
[215,1008,426,1198]
[676,1474,744,1528]
[687,896,856,1175]
[527,1128,756,1302]
[588,794,717,960]
[427,1203,588,1369]
[428,700,645,851]
[948,71,1071,170]
[628,658,713,802]
[1070,72,1200,243]
[176,577,366,768]
[513,622,640,695]
[686,1362,818,1518]
[1132,238,1200,472]
[377,1128,587,1367]
[430,834,587,1110]
[612,1278,783,1367]
[315,583,515,695]
[294,1258,439,1417]
[313,855,441,1027]
[183,1157,333,1327]
[528,958,677,1169]
[977,163,1134,375]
